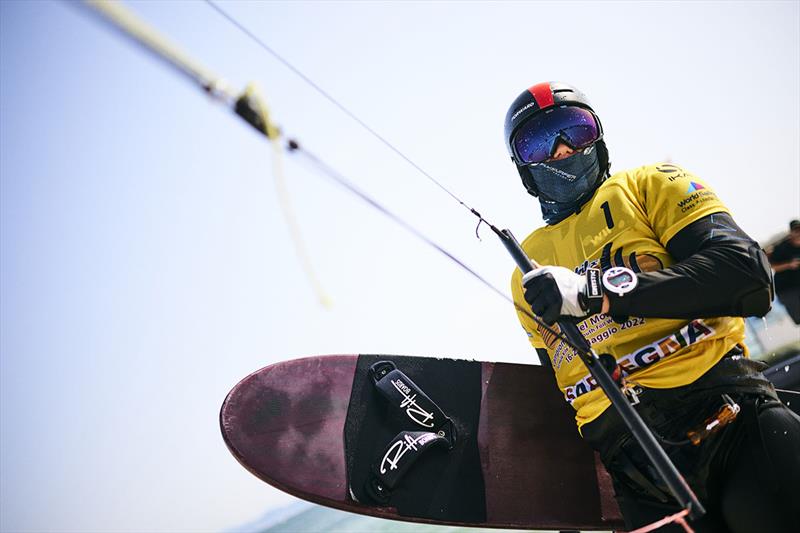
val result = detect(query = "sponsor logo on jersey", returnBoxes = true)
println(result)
[686,181,705,193]
[677,188,716,213]
[656,163,680,173]
[563,319,716,403]
[655,163,687,181]
[575,258,601,276]
[532,321,579,370]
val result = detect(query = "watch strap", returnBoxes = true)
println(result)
[580,268,604,314]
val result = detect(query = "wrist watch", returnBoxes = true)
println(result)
[580,266,638,315]
[602,266,638,296]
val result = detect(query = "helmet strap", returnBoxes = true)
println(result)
[596,139,611,177]
[518,165,539,197]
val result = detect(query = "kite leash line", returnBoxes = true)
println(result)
[241,85,333,308]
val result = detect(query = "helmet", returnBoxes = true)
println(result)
[504,81,610,196]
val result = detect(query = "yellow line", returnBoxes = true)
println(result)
[245,84,332,309]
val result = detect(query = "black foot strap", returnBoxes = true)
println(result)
[369,361,457,446]
[366,361,458,502]
[365,430,450,503]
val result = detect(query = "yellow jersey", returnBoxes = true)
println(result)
[510,163,746,430]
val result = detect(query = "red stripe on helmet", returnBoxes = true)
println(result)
[528,82,554,109]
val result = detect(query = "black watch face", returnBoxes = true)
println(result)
[603,267,638,296]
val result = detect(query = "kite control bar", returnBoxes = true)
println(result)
[492,227,706,521]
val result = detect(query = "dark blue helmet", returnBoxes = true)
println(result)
[504,82,610,196]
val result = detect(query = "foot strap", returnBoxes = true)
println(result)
[369,360,457,445]
[365,361,457,503]
[365,430,450,503]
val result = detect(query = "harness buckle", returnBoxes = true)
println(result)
[686,394,740,446]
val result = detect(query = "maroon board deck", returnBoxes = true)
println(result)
[220,354,625,530]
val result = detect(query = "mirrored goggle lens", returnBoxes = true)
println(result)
[513,106,600,164]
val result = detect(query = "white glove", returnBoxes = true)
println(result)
[522,265,589,325]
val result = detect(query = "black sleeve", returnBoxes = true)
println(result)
[608,212,774,319]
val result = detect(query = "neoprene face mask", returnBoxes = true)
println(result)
[527,146,601,224]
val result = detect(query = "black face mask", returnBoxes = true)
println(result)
[525,146,602,224]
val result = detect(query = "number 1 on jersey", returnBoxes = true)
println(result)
[601,201,614,229]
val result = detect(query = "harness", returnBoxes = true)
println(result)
[582,348,779,503]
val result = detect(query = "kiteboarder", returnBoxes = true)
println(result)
[505,81,800,532]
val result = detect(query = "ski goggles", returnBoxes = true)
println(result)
[512,106,601,164]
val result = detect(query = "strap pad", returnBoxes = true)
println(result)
[369,361,457,447]
[365,430,450,503]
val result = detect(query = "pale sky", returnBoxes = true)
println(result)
[1,1,798,531]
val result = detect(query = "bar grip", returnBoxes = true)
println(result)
[498,229,538,273]
[497,229,591,353]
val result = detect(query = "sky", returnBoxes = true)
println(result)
[1,1,798,531]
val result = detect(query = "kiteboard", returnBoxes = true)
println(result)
[220,354,625,530]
